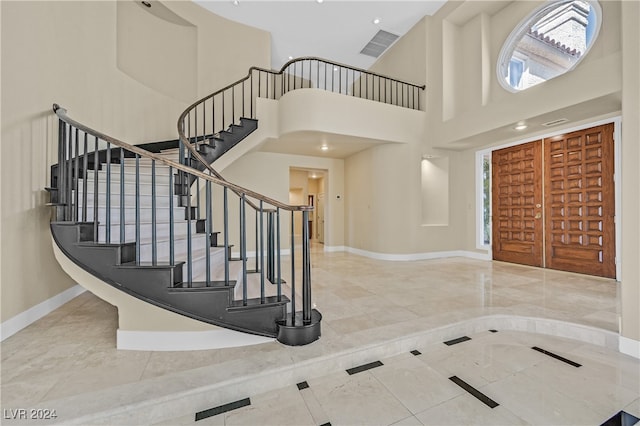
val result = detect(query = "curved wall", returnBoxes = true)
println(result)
[117,2,197,103]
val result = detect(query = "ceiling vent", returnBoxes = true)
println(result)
[542,118,569,127]
[360,30,399,58]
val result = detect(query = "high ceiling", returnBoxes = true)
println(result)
[195,1,447,70]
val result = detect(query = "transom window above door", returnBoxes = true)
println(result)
[498,1,602,92]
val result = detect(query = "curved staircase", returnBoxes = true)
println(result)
[46,57,424,347]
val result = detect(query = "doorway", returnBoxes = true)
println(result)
[317,193,325,244]
[492,123,615,278]
[289,168,327,244]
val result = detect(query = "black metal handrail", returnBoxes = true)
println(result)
[178,57,425,178]
[52,104,314,330]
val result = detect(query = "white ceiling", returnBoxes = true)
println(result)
[195,0,447,70]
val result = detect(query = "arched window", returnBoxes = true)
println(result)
[497,1,602,92]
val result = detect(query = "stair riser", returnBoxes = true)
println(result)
[77,194,181,208]
[138,244,225,271]
[77,181,173,196]
[99,163,174,174]
[97,222,196,243]
[121,159,181,168]
[81,207,189,223]
[137,234,208,260]
[86,170,173,185]
[179,250,229,281]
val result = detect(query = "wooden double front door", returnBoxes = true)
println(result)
[492,123,615,278]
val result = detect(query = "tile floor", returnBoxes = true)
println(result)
[1,244,637,425]
[160,330,640,425]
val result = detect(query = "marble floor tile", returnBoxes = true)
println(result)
[221,386,315,426]
[369,355,464,414]
[414,393,528,426]
[307,371,412,425]
[482,368,608,425]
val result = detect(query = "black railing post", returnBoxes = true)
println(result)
[186,167,192,286]
[259,200,265,303]
[57,119,64,206]
[254,209,259,272]
[135,154,141,262]
[205,180,212,286]
[196,177,201,220]
[66,126,72,221]
[82,133,88,222]
[290,211,296,325]
[73,128,79,222]
[152,160,157,265]
[202,101,206,144]
[241,194,248,305]
[169,166,174,265]
[267,211,275,283]
[119,148,125,243]
[224,187,230,285]
[105,142,111,243]
[302,210,311,324]
[276,208,281,301]
[93,136,99,241]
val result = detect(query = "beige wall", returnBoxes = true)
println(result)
[0,1,270,324]
[344,15,467,255]
[620,0,640,342]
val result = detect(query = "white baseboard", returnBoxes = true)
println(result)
[117,329,273,351]
[323,245,346,252]
[0,284,86,341]
[619,335,640,359]
[339,246,491,262]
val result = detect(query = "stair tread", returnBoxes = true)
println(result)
[227,295,290,311]
[169,280,236,291]
[76,241,136,248]
[117,261,185,269]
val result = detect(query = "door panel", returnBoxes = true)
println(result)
[492,141,543,267]
[544,123,615,278]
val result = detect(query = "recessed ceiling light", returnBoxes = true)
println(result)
[373,18,381,25]
[514,124,528,131]
[316,0,323,3]
[321,145,329,151]
[232,0,239,5]
[288,56,293,60]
